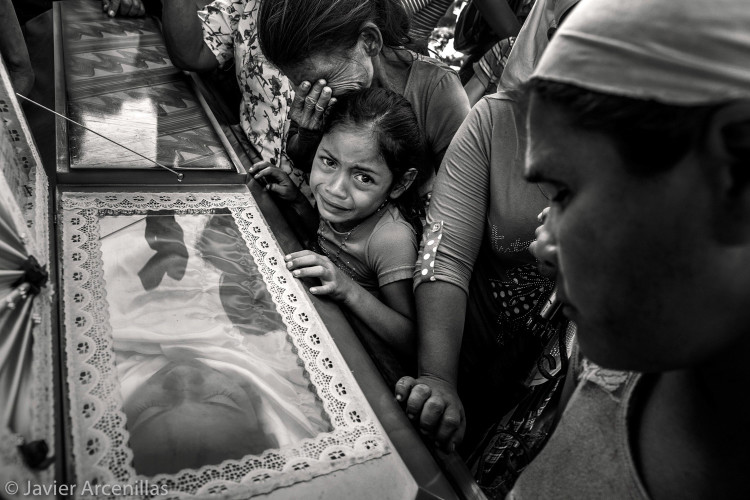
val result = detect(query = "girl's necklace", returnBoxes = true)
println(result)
[317,200,389,279]
[317,222,359,280]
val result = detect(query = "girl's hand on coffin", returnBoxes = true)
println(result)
[248,161,300,201]
[285,250,354,302]
[290,80,336,132]
[103,0,145,17]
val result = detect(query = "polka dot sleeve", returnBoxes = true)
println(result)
[413,221,443,287]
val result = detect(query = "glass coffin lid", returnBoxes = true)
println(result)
[53,0,247,185]
[57,189,394,498]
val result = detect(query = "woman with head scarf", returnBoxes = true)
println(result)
[395,0,578,496]
[511,0,750,497]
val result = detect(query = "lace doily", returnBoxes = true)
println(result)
[0,59,56,492]
[59,191,390,497]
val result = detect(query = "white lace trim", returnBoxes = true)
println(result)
[59,192,389,497]
[0,58,55,487]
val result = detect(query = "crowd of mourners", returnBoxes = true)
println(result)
[3,0,749,497]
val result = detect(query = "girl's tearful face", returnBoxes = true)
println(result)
[310,126,394,232]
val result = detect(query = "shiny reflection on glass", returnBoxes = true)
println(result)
[71,96,157,169]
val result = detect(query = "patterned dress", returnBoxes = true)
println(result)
[198,0,308,187]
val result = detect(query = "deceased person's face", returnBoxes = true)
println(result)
[123,358,278,475]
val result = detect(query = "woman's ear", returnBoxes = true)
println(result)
[389,168,418,200]
[702,100,750,244]
[359,21,384,57]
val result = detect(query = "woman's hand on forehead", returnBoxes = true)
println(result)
[291,80,337,132]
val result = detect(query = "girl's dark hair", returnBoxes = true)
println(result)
[526,79,720,175]
[323,88,428,229]
[258,0,411,70]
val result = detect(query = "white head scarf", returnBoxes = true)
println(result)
[532,0,750,105]
[500,0,580,90]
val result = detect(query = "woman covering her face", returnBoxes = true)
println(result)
[256,0,470,200]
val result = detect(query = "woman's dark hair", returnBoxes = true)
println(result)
[526,79,721,175]
[322,88,428,229]
[258,0,411,70]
